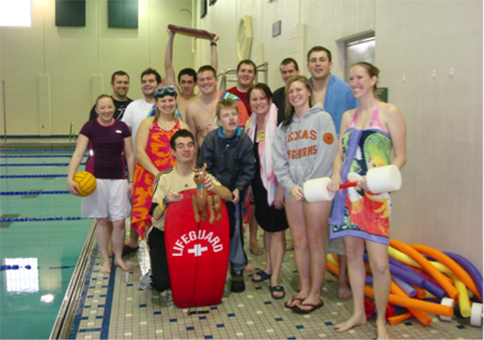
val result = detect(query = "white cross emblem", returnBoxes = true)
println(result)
[187,244,208,257]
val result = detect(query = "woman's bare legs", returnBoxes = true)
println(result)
[284,198,310,306]
[269,230,286,297]
[367,241,391,339]
[253,231,272,281]
[335,236,367,332]
[249,206,264,255]
[96,217,112,274]
[296,201,331,310]
[112,219,132,271]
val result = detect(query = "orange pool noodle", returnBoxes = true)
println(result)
[411,285,427,300]
[365,286,453,317]
[327,260,434,325]
[388,312,412,326]
[389,239,458,299]
[392,282,433,326]
[409,244,481,301]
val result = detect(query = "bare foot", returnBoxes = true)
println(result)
[245,262,255,272]
[250,242,264,256]
[376,320,390,339]
[100,262,111,274]
[115,258,132,271]
[338,281,352,299]
[284,295,305,308]
[286,242,294,251]
[334,314,367,333]
[300,293,322,308]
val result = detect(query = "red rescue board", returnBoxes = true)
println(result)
[165,189,229,308]
[168,24,215,40]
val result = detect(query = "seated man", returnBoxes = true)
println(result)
[148,129,232,293]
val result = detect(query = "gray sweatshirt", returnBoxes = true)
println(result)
[272,102,337,198]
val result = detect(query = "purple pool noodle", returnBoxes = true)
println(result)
[366,275,373,285]
[389,263,426,288]
[422,279,447,299]
[364,253,426,288]
[392,275,417,298]
[389,258,426,287]
[444,251,483,299]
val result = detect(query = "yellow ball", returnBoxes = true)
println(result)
[73,171,97,197]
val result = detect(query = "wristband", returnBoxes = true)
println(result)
[211,42,217,47]
[163,197,170,208]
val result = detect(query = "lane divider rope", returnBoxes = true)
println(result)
[0,174,68,178]
[0,163,86,167]
[0,154,86,158]
[0,148,76,152]
[0,216,85,222]
[0,191,70,195]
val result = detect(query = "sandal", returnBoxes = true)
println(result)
[293,299,324,314]
[284,296,305,310]
[122,245,139,256]
[251,270,271,283]
[270,285,285,300]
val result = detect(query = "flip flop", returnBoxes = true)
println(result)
[270,285,285,300]
[284,296,305,310]
[122,245,139,256]
[252,270,271,283]
[293,299,324,314]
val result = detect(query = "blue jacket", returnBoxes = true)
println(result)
[199,127,254,193]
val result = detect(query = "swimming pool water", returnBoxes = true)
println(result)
[0,149,91,339]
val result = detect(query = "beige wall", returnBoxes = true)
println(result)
[195,0,483,270]
[0,0,192,136]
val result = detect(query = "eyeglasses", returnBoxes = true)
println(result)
[156,86,177,97]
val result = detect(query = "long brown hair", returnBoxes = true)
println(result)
[282,75,314,127]
[351,62,380,95]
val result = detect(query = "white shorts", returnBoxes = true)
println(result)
[81,179,130,221]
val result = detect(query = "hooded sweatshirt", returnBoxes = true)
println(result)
[272,102,337,198]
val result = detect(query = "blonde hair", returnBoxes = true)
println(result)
[216,98,238,119]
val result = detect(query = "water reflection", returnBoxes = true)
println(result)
[4,258,39,293]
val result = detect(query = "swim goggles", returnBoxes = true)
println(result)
[155,85,177,97]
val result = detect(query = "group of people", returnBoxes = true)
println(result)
[67,30,406,339]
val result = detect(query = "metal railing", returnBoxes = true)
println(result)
[217,61,268,91]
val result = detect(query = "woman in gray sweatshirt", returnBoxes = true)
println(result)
[272,75,337,314]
